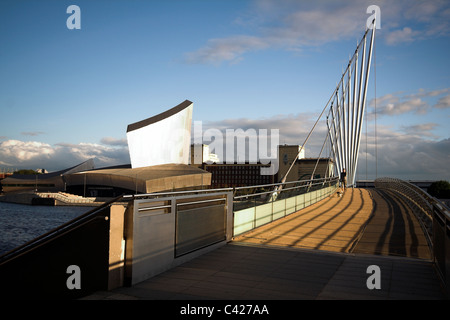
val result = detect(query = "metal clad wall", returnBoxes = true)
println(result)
[129,198,175,285]
[127,191,232,285]
[175,204,226,257]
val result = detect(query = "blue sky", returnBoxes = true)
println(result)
[0,0,449,181]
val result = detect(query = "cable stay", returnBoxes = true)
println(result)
[271,18,377,200]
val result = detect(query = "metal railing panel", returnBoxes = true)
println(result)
[233,207,255,236]
[286,197,296,216]
[305,191,312,207]
[272,199,286,221]
[255,202,274,228]
[175,203,226,257]
[375,177,450,296]
[296,194,305,211]
[232,177,339,237]
[432,201,450,293]
[126,191,233,285]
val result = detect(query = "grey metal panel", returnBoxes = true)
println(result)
[130,198,176,285]
[126,191,233,285]
[175,204,226,257]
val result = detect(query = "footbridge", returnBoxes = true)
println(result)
[1,17,448,301]
[95,179,447,300]
[0,177,448,300]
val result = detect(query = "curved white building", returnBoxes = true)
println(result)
[1,100,212,197]
[126,100,193,168]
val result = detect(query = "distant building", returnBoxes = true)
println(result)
[189,144,333,189]
[203,163,275,188]
[64,163,211,197]
[276,144,333,182]
[0,159,95,194]
[0,171,14,193]
[278,145,305,182]
[1,100,211,197]
[190,144,220,167]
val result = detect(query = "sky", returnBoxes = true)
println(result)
[0,0,449,181]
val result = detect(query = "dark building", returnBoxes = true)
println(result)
[198,157,333,189]
[202,163,275,189]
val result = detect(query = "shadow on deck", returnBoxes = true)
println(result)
[87,188,447,300]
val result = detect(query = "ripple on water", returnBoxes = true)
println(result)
[0,202,94,255]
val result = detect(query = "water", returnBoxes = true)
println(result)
[0,202,95,255]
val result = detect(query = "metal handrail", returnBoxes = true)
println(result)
[123,187,234,200]
[234,177,338,200]
[122,176,339,203]
[374,177,433,219]
[373,177,450,296]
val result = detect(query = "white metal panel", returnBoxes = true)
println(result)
[127,103,193,168]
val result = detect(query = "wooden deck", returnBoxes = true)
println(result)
[233,188,431,260]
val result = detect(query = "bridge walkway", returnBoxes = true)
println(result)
[234,188,431,259]
[86,188,446,300]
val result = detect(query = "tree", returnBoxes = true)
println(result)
[428,180,450,199]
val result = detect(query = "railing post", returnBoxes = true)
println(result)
[253,195,257,230]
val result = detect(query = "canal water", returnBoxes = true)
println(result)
[0,202,94,255]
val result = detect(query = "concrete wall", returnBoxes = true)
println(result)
[108,204,127,290]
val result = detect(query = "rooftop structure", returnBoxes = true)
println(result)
[65,163,211,197]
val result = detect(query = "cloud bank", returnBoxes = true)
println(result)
[0,139,130,172]
[1,109,448,181]
[184,0,450,65]
[368,88,450,117]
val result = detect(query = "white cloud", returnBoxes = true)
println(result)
[184,0,369,65]
[0,140,55,164]
[0,139,130,172]
[21,131,46,137]
[185,36,269,65]
[368,88,450,117]
[400,123,439,138]
[384,27,420,45]
[184,0,450,65]
[193,108,449,181]
[358,125,450,181]
[434,94,450,109]
[100,137,128,146]
[2,117,447,182]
